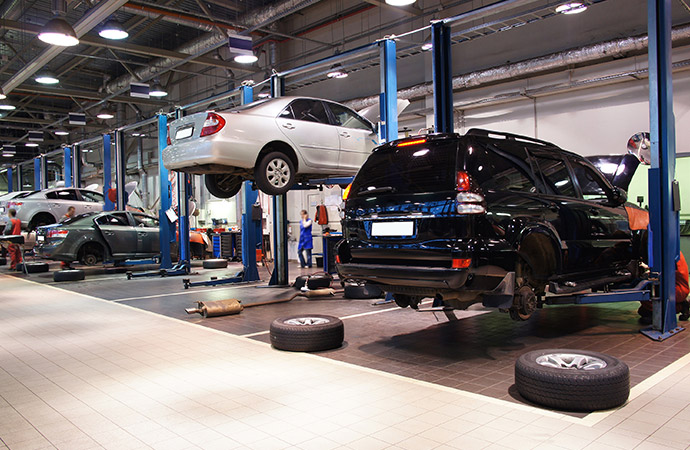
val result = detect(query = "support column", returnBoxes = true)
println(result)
[103,134,115,211]
[239,84,260,281]
[40,156,48,189]
[17,166,23,191]
[7,167,13,192]
[175,108,191,265]
[643,0,683,340]
[269,74,288,286]
[431,21,454,134]
[64,147,72,188]
[158,114,173,270]
[72,144,81,188]
[33,157,41,190]
[114,129,127,210]
[379,39,398,143]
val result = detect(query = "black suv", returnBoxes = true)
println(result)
[336,129,645,320]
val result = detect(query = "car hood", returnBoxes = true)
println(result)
[587,154,640,191]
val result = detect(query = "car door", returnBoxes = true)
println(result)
[94,212,138,259]
[46,189,80,221]
[78,190,105,212]
[131,213,160,256]
[276,99,340,171]
[324,101,379,172]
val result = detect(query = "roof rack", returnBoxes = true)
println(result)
[466,128,556,147]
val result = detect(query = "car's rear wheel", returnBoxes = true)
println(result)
[204,174,243,199]
[29,213,56,231]
[79,243,104,266]
[255,151,295,196]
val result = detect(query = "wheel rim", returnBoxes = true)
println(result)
[266,158,291,189]
[284,317,330,326]
[536,353,607,370]
[84,253,98,265]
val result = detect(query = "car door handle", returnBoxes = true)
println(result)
[340,132,350,138]
[282,123,295,130]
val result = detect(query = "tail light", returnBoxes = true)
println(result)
[166,125,171,145]
[342,183,352,201]
[8,201,22,209]
[47,229,69,239]
[397,138,427,147]
[452,258,471,269]
[456,170,485,214]
[200,112,226,137]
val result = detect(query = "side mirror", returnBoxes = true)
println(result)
[611,187,627,206]
[627,132,651,165]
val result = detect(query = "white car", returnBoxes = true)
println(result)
[0,187,104,230]
[162,96,379,196]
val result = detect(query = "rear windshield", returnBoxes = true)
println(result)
[62,212,96,225]
[350,140,459,196]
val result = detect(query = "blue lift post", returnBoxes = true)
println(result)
[641,0,684,341]
[174,108,192,272]
[63,147,72,188]
[33,157,41,191]
[72,144,81,188]
[269,74,289,287]
[379,38,398,143]
[431,21,454,134]
[114,130,127,211]
[103,134,115,211]
[7,167,12,192]
[158,114,174,270]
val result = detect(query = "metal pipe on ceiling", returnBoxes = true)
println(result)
[344,24,690,111]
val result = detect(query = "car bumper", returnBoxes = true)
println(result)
[162,138,252,173]
[336,262,469,290]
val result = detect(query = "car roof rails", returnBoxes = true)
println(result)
[465,128,557,148]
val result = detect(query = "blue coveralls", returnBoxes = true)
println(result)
[298,219,313,268]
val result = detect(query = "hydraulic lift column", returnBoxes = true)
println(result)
[240,84,261,282]
[642,0,684,340]
[114,129,127,210]
[7,167,12,192]
[158,113,174,270]
[63,146,72,188]
[379,38,398,143]
[269,75,289,286]
[431,21,453,134]
[72,144,81,188]
[33,156,41,190]
[103,134,115,211]
[175,108,191,267]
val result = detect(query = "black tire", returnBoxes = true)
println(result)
[344,283,383,299]
[0,257,6,266]
[515,349,630,411]
[270,314,344,352]
[254,151,295,196]
[79,243,104,266]
[16,262,50,273]
[205,174,243,199]
[29,213,56,231]
[203,258,228,269]
[306,272,332,290]
[393,294,422,309]
[53,269,85,282]
[293,275,309,290]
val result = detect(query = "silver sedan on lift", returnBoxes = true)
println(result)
[162,96,379,196]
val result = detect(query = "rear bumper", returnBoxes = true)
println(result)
[336,262,468,290]
[162,138,253,173]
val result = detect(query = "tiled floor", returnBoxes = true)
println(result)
[2,270,690,449]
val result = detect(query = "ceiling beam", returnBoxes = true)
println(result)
[11,85,167,106]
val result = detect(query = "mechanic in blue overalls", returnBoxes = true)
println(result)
[298,209,313,269]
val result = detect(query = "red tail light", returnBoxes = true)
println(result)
[166,125,171,145]
[397,138,427,147]
[452,258,471,269]
[342,183,352,201]
[200,112,226,137]
[456,171,471,191]
[48,229,69,239]
[8,201,22,208]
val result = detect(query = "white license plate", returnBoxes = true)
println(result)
[371,221,414,237]
[37,235,45,241]
[175,126,194,140]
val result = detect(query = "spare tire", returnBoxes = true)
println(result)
[306,272,332,290]
[515,349,629,411]
[16,262,50,273]
[53,269,86,282]
[344,283,383,299]
[203,258,228,269]
[270,314,344,352]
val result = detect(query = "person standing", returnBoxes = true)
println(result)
[298,209,313,269]
[60,206,76,223]
[5,208,22,270]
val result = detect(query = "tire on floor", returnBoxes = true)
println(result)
[53,269,86,282]
[306,272,332,290]
[203,258,228,269]
[344,282,383,299]
[16,262,50,273]
[515,348,629,411]
[270,314,344,352]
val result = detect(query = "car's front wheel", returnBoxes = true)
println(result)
[254,151,295,196]
[204,174,243,199]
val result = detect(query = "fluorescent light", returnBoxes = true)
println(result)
[556,2,587,14]
[385,0,416,5]
[25,142,39,147]
[99,19,128,40]
[54,130,69,136]
[327,64,347,79]
[421,42,432,51]
[38,17,79,47]
[257,91,271,99]
[0,102,16,110]
[35,71,59,84]
[97,107,114,120]
[2,153,13,157]
[149,83,168,97]
[234,54,258,64]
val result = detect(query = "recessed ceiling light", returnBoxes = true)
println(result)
[35,71,60,84]
[234,54,258,64]
[97,106,114,120]
[421,42,433,51]
[149,83,168,97]
[25,142,39,147]
[38,17,79,47]
[99,19,128,40]
[54,130,69,136]
[385,0,416,5]
[556,2,587,14]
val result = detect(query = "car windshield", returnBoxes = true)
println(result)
[62,212,97,225]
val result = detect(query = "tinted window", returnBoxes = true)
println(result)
[351,140,458,196]
[283,99,329,124]
[80,190,103,203]
[132,214,158,228]
[533,155,576,197]
[467,141,536,193]
[46,189,78,201]
[95,213,130,226]
[326,103,372,131]
[569,158,609,201]
[62,212,97,225]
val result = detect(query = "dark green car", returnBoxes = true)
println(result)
[35,211,161,265]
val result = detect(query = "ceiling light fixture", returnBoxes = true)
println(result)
[99,19,128,40]
[0,88,6,100]
[35,71,60,84]
[327,64,348,79]
[149,83,168,97]
[97,106,114,120]
[38,17,79,46]
[25,142,39,147]
[54,130,69,136]
[421,42,433,51]
[385,0,416,6]
[0,100,16,110]
[555,2,587,14]
[234,54,258,64]
[2,152,13,158]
